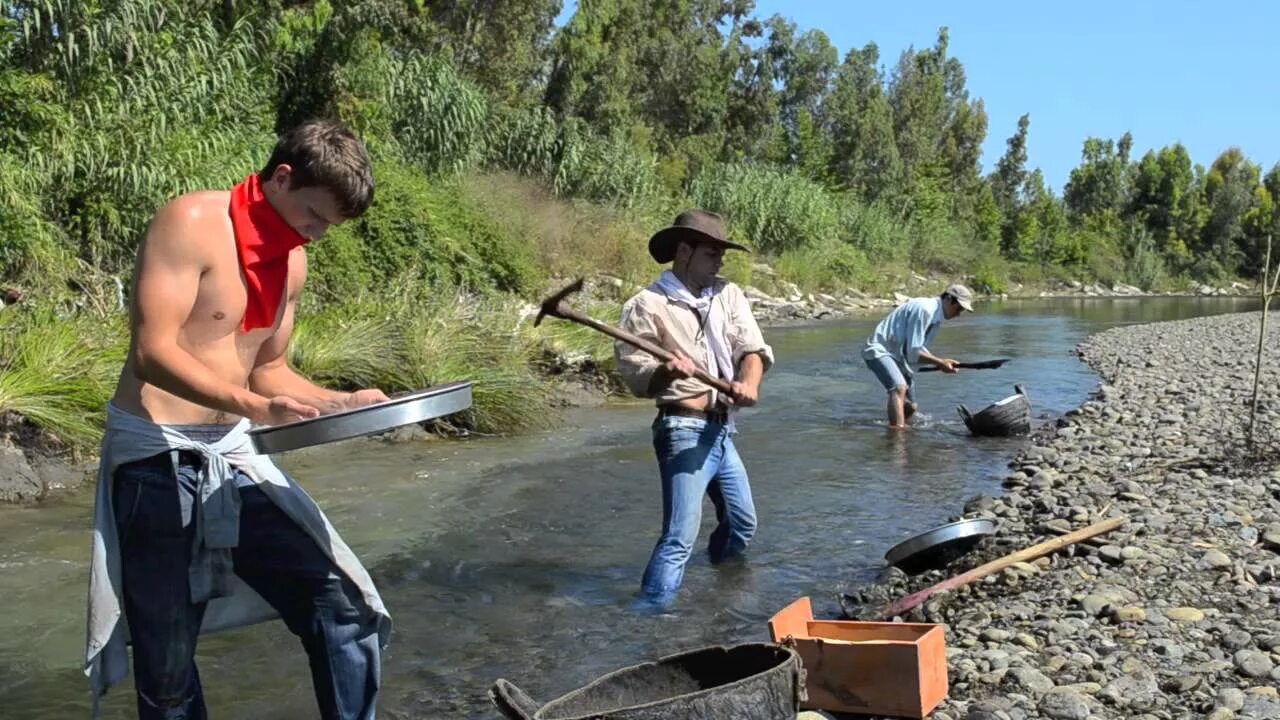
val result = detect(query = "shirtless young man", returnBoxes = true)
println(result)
[86,120,391,720]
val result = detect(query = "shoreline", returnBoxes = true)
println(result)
[839,311,1280,720]
[747,278,1257,326]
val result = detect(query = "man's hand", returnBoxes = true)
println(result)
[662,353,697,381]
[311,388,390,415]
[729,380,759,407]
[938,358,960,374]
[343,388,390,410]
[261,396,321,425]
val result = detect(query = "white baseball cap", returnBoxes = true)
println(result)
[946,283,974,312]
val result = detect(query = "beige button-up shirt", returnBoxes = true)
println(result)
[615,278,774,406]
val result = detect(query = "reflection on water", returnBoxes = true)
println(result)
[0,296,1258,719]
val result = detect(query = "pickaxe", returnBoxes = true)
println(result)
[535,278,734,395]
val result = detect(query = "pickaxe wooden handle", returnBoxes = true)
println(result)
[535,278,735,396]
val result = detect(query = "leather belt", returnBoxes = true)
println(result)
[657,405,729,423]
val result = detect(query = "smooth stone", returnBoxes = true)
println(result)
[1217,687,1246,711]
[1166,607,1206,623]
[1199,550,1232,570]
[1233,649,1274,678]
[1037,688,1092,720]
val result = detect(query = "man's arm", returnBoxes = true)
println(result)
[902,305,957,370]
[917,349,958,372]
[726,286,772,406]
[248,250,387,412]
[730,352,765,406]
[913,309,956,372]
[615,296,667,397]
[130,197,315,425]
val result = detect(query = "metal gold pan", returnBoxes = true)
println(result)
[884,518,996,575]
[248,381,474,454]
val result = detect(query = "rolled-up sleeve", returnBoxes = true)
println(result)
[727,286,774,372]
[615,296,662,397]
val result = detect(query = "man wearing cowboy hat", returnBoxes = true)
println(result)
[614,209,774,611]
[862,283,974,429]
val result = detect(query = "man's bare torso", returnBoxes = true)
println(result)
[111,190,302,425]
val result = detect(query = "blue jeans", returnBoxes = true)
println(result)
[639,414,757,605]
[113,450,381,720]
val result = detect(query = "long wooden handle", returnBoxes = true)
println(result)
[559,307,735,395]
[876,515,1127,620]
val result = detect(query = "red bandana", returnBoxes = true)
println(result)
[228,174,309,332]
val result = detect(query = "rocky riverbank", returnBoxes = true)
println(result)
[537,268,1257,327]
[744,270,1255,326]
[839,312,1280,720]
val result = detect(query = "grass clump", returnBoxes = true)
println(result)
[0,308,125,450]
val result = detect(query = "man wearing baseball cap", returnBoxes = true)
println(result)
[862,283,973,429]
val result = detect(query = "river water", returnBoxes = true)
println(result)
[0,296,1258,719]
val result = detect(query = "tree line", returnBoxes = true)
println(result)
[3,0,1277,295]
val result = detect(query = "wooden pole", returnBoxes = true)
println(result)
[1250,234,1278,448]
[875,515,1128,620]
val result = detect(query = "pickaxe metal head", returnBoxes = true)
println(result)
[535,278,585,327]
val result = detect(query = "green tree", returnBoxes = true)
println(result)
[1128,144,1200,264]
[543,0,646,130]
[722,15,781,161]
[771,21,836,174]
[545,0,746,153]
[990,115,1029,219]
[887,29,949,194]
[422,0,562,105]
[886,27,987,223]
[989,113,1029,257]
[1063,133,1132,225]
[1024,169,1068,268]
[1198,148,1261,277]
[825,42,901,201]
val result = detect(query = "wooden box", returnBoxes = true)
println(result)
[768,596,948,718]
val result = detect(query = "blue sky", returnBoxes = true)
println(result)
[554,1,1278,192]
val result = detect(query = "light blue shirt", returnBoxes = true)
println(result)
[861,297,945,371]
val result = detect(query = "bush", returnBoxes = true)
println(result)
[457,173,655,291]
[307,159,542,299]
[909,221,975,275]
[971,258,1010,295]
[721,248,754,288]
[289,306,408,392]
[392,55,492,175]
[842,200,912,263]
[487,109,661,206]
[689,163,842,255]
[0,151,69,284]
[775,240,873,292]
[1127,245,1168,291]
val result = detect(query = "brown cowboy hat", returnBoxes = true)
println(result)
[648,209,750,263]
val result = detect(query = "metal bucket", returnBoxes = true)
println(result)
[490,643,805,720]
[958,384,1031,437]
